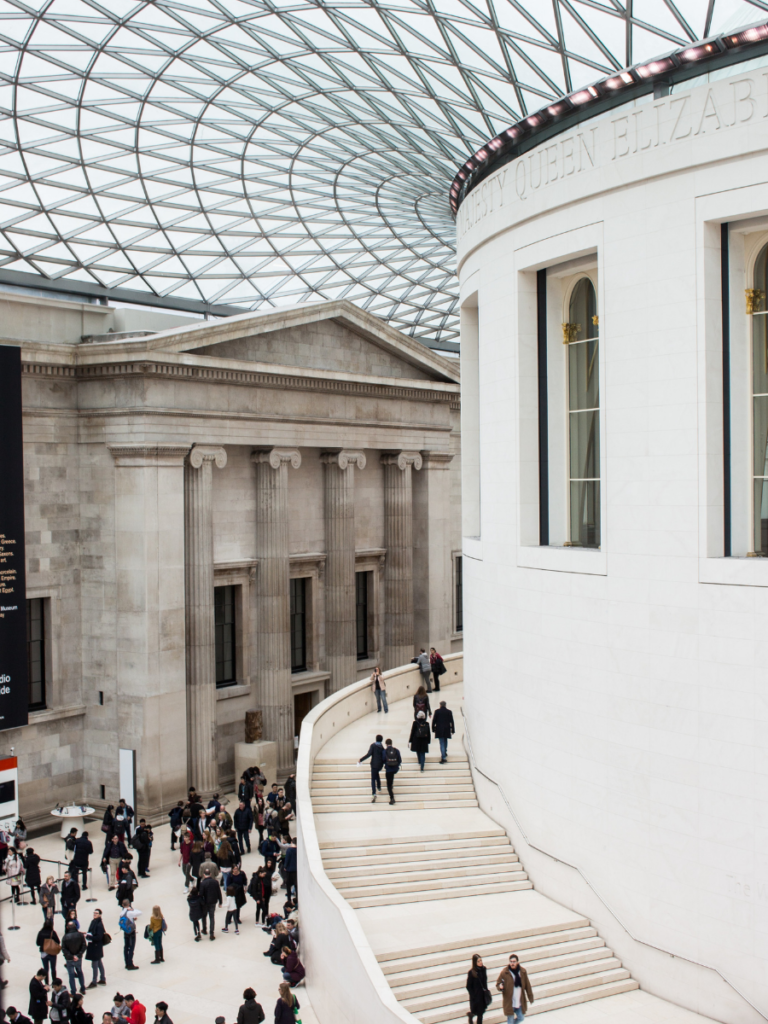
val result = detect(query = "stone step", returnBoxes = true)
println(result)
[314,798,479,813]
[323,835,511,865]
[335,863,526,893]
[312,787,476,801]
[415,972,637,1024]
[395,954,623,1005]
[314,756,469,766]
[347,878,533,908]
[319,829,505,850]
[326,852,518,879]
[313,766,472,777]
[386,942,612,988]
[376,924,595,966]
[311,775,473,789]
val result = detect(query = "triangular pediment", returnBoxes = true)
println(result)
[143,300,459,384]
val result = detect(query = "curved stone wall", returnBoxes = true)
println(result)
[458,58,768,1023]
[296,654,464,1024]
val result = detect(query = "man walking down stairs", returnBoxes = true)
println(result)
[311,681,717,1024]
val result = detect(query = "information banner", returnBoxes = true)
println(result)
[0,346,28,730]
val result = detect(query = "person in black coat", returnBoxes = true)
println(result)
[85,909,106,987]
[187,885,204,941]
[408,711,431,771]
[61,872,81,915]
[29,970,49,1024]
[36,920,60,982]
[358,734,385,802]
[199,870,223,939]
[432,701,456,763]
[72,834,93,890]
[8,1006,33,1024]
[233,802,254,855]
[466,953,490,1024]
[236,988,265,1024]
[25,847,42,904]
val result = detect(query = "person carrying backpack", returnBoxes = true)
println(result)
[412,686,432,720]
[383,739,402,805]
[408,711,431,771]
[118,900,141,971]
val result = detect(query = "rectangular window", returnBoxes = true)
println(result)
[290,577,307,672]
[27,597,46,710]
[356,571,371,660]
[566,278,600,548]
[214,585,236,687]
[455,556,463,633]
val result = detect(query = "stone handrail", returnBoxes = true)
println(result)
[296,653,464,1024]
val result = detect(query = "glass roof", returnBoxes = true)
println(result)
[0,0,764,347]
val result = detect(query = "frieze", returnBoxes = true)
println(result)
[458,69,768,238]
[21,359,457,404]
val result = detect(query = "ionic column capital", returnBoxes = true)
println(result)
[188,445,227,470]
[320,449,366,471]
[380,450,423,471]
[251,447,302,470]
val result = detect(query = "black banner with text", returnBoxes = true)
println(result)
[0,346,28,730]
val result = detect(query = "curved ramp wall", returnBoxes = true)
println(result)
[296,654,464,1024]
[457,56,768,1024]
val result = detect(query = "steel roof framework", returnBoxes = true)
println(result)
[0,0,764,347]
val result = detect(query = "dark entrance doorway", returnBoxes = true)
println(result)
[294,692,314,750]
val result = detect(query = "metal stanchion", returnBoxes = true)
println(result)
[86,868,96,902]
[7,897,19,930]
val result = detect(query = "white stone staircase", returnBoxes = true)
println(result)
[314,749,639,1019]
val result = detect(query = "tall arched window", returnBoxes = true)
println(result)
[752,244,768,555]
[566,277,600,548]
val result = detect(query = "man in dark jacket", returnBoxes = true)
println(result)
[133,820,152,877]
[49,978,71,1024]
[168,802,184,851]
[432,701,456,763]
[60,872,80,916]
[260,833,280,862]
[284,774,296,807]
[237,776,253,806]
[383,739,402,804]
[199,868,222,940]
[233,801,254,854]
[28,970,49,1024]
[61,922,86,996]
[114,799,135,839]
[71,833,93,890]
[358,734,385,801]
[283,837,297,902]
[8,1006,33,1024]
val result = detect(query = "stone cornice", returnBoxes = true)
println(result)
[107,442,192,466]
[21,359,459,405]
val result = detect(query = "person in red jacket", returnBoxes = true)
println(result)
[125,995,146,1024]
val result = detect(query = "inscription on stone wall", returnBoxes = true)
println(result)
[458,71,768,238]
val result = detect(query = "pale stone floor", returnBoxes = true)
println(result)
[315,683,718,1024]
[1,822,320,1024]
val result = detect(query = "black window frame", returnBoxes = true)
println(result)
[355,570,371,660]
[455,556,463,634]
[27,597,47,710]
[214,584,237,688]
[290,576,308,673]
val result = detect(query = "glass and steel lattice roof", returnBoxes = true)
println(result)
[0,0,765,348]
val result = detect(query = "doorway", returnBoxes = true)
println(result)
[293,692,314,751]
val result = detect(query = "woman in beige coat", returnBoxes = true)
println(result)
[496,954,533,1021]
[370,666,388,713]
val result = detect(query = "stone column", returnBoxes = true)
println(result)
[414,450,455,656]
[184,445,227,794]
[321,450,366,693]
[252,447,301,774]
[381,451,422,669]
[107,443,191,816]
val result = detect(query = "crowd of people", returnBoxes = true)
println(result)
[1,764,305,1024]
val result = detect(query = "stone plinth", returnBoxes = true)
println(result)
[235,741,277,791]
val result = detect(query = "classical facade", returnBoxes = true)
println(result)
[4,293,462,825]
[457,45,768,1024]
